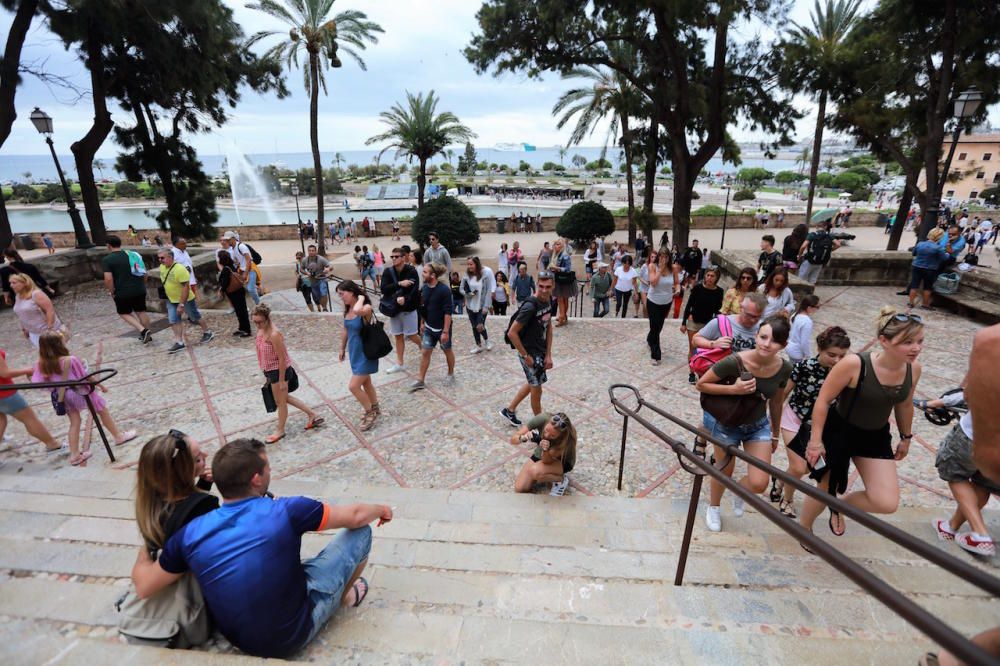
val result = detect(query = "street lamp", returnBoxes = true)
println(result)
[291,183,304,253]
[29,107,93,249]
[920,86,985,239]
[720,176,732,251]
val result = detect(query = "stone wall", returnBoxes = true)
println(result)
[15,211,882,247]
[27,247,225,313]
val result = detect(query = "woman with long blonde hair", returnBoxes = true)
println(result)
[508,411,578,495]
[11,273,66,347]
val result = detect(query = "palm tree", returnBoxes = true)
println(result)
[553,44,642,243]
[94,159,106,180]
[365,90,475,210]
[557,146,567,168]
[781,0,863,224]
[247,1,382,255]
[445,148,455,168]
[795,146,811,175]
[333,151,344,172]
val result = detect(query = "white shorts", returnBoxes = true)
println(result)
[388,310,418,336]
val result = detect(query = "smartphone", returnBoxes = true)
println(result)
[739,371,753,381]
[812,456,827,471]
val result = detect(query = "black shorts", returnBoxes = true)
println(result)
[114,293,147,315]
[909,266,937,291]
[264,367,299,393]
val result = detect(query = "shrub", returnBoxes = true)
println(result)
[40,183,64,203]
[411,195,480,253]
[633,209,659,237]
[596,189,606,196]
[556,200,615,245]
[115,181,141,198]
[692,204,727,216]
[12,183,39,203]
[979,186,999,203]
[733,189,756,201]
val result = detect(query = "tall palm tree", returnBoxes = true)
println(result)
[445,148,455,168]
[247,0,382,255]
[366,90,475,210]
[333,151,344,172]
[557,146,567,168]
[781,0,863,224]
[553,43,642,243]
[795,146,811,175]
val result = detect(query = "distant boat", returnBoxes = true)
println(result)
[493,142,536,152]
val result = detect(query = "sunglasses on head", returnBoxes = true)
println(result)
[551,412,570,431]
[537,271,554,279]
[169,429,187,458]
[880,312,923,335]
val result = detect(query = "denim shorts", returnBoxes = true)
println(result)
[310,280,329,301]
[299,526,372,650]
[703,411,771,447]
[166,299,202,324]
[519,353,547,387]
[421,325,452,351]
[0,391,28,415]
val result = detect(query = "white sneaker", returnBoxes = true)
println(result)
[705,505,722,532]
[733,496,745,517]
[470,346,483,354]
[386,363,405,374]
[549,474,570,496]
[485,340,494,351]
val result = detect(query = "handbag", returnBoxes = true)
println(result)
[157,263,177,300]
[360,312,393,360]
[689,315,734,377]
[224,269,243,294]
[261,366,299,413]
[49,357,70,416]
[554,270,576,285]
[699,354,766,428]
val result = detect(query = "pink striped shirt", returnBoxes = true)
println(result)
[255,332,288,371]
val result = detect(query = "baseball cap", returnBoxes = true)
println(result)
[222,231,238,240]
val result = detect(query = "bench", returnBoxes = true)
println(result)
[932,267,1000,325]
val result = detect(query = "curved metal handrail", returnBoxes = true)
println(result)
[14,369,119,462]
[608,383,1000,666]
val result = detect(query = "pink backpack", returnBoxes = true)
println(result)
[689,315,733,377]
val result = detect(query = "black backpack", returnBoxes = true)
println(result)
[244,243,263,265]
[504,297,537,349]
[806,232,833,265]
[963,252,979,266]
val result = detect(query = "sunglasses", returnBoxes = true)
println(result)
[739,275,754,281]
[551,412,570,431]
[880,312,923,335]
[169,429,187,458]
[537,271,554,279]
[391,254,402,259]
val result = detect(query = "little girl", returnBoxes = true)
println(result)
[32,331,137,465]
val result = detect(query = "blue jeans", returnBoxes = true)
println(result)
[247,269,261,304]
[593,296,609,317]
[298,526,372,650]
[702,412,772,447]
[310,279,329,304]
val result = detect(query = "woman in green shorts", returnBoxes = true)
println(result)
[509,412,577,496]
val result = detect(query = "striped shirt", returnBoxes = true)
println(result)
[255,333,288,371]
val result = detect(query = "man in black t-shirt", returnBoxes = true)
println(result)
[681,240,703,287]
[410,263,455,392]
[500,273,554,427]
[757,234,783,281]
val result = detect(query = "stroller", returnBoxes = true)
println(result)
[913,388,968,426]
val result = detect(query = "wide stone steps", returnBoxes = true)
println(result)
[1,464,997,664]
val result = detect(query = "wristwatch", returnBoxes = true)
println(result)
[899,433,913,440]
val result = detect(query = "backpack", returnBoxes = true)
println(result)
[126,250,147,277]
[806,232,834,265]
[361,252,374,269]
[243,243,263,265]
[962,252,979,266]
[505,297,538,349]
[115,493,217,648]
[688,315,734,377]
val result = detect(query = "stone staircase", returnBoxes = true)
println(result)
[1,462,998,665]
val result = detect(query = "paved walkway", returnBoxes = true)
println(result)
[0,279,994,513]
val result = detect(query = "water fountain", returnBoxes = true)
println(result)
[223,140,281,227]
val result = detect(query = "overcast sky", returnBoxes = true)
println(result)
[2,0,996,158]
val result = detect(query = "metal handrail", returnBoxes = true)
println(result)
[608,383,1000,666]
[14,369,119,462]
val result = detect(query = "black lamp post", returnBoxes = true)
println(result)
[291,183,304,253]
[720,176,732,251]
[918,86,984,240]
[29,107,94,249]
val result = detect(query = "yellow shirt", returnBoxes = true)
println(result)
[720,287,743,315]
[159,263,195,304]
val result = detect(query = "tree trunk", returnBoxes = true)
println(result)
[0,188,11,250]
[309,53,326,256]
[621,115,635,246]
[130,99,179,232]
[671,161,693,249]
[804,91,827,227]
[642,121,658,213]
[417,157,427,211]
[71,25,112,245]
[885,185,913,251]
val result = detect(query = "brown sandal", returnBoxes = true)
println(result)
[360,408,377,431]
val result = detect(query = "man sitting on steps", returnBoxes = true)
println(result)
[130,438,393,658]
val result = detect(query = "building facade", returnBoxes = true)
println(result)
[928,132,1000,203]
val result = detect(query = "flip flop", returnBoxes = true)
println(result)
[304,417,325,430]
[266,433,286,444]
[69,450,93,466]
[350,577,369,607]
[829,510,846,537]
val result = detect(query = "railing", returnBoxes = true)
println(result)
[608,384,1000,666]
[16,369,119,463]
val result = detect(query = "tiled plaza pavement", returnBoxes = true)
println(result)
[0,281,993,514]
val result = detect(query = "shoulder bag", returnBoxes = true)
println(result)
[378,266,400,317]
[699,354,767,428]
[360,308,393,360]
[157,264,177,300]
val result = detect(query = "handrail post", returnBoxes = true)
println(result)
[617,413,629,491]
[674,474,703,586]
[85,393,115,463]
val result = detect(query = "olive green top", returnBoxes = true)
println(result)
[711,354,793,422]
[836,351,911,430]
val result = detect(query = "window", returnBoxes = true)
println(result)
[946,190,955,197]
[984,153,993,161]
[970,191,979,199]
[958,152,967,161]
[993,172,1000,183]
[977,171,985,179]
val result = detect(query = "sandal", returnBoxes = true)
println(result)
[692,437,707,459]
[799,529,815,554]
[304,417,325,430]
[769,476,783,503]
[350,577,369,607]
[829,509,846,537]
[266,433,286,444]
[69,450,93,466]
[360,409,377,432]
[115,430,138,446]
[779,498,797,519]
[912,398,929,412]
[371,402,381,416]
[918,653,939,666]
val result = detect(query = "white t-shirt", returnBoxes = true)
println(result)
[171,247,197,285]
[614,266,638,292]
[228,242,251,271]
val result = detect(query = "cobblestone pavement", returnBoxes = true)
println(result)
[0,281,993,512]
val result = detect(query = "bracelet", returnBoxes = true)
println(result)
[770,435,780,441]
[899,433,913,440]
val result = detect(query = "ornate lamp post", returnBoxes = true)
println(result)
[29,107,93,249]
[919,86,984,240]
[720,175,733,251]
[291,183,304,253]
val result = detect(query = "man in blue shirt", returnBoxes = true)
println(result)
[510,262,535,306]
[938,223,966,272]
[130,438,393,658]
